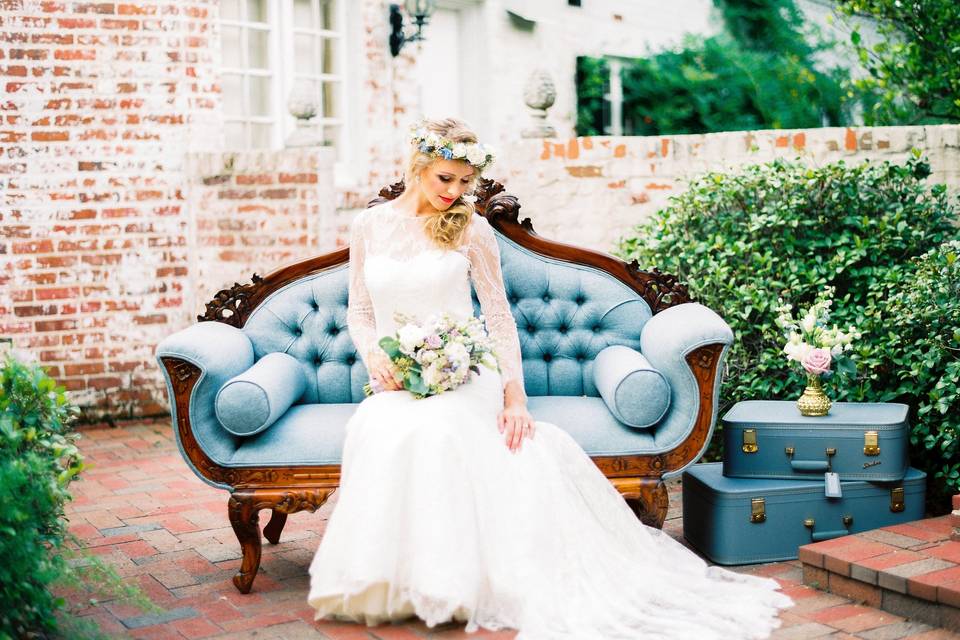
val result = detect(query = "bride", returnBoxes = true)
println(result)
[307,117,794,639]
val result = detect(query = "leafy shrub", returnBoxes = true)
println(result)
[0,354,83,638]
[575,0,850,136]
[0,354,154,639]
[837,0,960,125]
[878,242,960,504]
[616,155,959,511]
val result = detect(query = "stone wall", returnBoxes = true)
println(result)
[493,125,960,253]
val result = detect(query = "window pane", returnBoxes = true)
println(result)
[320,0,335,30]
[221,0,241,21]
[321,80,337,118]
[295,34,317,75]
[321,36,335,74]
[225,122,246,150]
[248,28,269,69]
[222,25,242,68]
[249,75,272,117]
[222,73,244,117]
[322,122,339,148]
[246,0,267,23]
[294,0,315,29]
[250,123,273,148]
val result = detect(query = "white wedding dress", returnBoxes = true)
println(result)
[307,201,794,639]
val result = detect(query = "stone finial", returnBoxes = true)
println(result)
[521,68,557,139]
[285,78,323,148]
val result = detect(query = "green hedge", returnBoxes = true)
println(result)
[0,354,155,639]
[616,155,960,512]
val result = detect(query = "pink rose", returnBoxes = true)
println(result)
[425,334,442,349]
[801,347,832,375]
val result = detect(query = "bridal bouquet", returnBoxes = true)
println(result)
[363,312,499,399]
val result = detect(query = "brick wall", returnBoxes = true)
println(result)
[495,125,960,252]
[0,2,337,421]
[186,148,336,311]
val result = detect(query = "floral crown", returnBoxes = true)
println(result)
[408,119,496,172]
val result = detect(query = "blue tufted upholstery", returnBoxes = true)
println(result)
[156,228,732,488]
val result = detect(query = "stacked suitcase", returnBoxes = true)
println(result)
[681,401,926,565]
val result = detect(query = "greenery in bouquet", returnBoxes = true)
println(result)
[364,312,499,399]
[775,286,860,385]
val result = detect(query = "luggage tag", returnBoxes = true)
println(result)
[825,471,842,498]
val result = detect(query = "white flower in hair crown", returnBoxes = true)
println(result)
[408,120,497,173]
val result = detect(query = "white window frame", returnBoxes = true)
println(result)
[277,0,348,151]
[220,0,284,150]
[220,0,352,175]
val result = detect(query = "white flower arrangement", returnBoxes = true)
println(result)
[364,312,499,399]
[408,119,496,172]
[775,285,861,379]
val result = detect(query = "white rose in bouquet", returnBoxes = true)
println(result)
[397,323,428,354]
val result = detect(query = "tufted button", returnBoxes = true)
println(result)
[543,353,552,362]
[294,327,302,336]
[592,326,600,333]
[314,357,322,366]
[510,295,519,304]
[577,355,585,362]
[559,325,568,333]
[526,325,535,334]
[576,296,586,305]
[542,294,550,302]
[346,356,356,365]
[330,327,340,335]
[310,301,319,310]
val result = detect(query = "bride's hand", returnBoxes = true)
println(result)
[368,350,402,392]
[498,403,535,453]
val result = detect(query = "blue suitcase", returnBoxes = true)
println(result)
[681,462,926,565]
[722,401,910,482]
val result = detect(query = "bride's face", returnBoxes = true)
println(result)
[419,159,475,211]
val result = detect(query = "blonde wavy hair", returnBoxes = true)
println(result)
[404,117,482,250]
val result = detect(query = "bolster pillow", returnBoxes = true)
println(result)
[593,345,671,429]
[215,352,307,436]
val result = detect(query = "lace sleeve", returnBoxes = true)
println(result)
[346,213,379,367]
[466,216,526,394]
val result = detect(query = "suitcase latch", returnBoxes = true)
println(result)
[864,431,880,456]
[742,429,758,454]
[890,486,905,512]
[750,497,766,523]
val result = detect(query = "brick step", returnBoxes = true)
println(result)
[799,514,960,632]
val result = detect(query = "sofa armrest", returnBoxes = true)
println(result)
[639,303,733,462]
[155,322,255,469]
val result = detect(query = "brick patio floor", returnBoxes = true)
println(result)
[60,419,960,640]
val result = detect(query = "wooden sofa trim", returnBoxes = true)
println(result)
[162,180,725,593]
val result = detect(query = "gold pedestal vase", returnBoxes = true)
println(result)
[797,373,832,416]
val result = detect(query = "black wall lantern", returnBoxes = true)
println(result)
[389,0,437,57]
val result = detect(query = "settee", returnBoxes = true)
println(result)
[155,179,734,593]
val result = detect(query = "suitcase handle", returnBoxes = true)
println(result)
[805,515,852,542]
[786,447,836,473]
[791,460,829,472]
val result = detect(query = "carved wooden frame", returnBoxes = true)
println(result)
[159,179,725,594]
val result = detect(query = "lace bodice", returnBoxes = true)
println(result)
[347,201,525,392]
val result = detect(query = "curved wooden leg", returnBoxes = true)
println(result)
[228,492,262,594]
[227,487,336,593]
[263,510,287,545]
[613,477,669,529]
